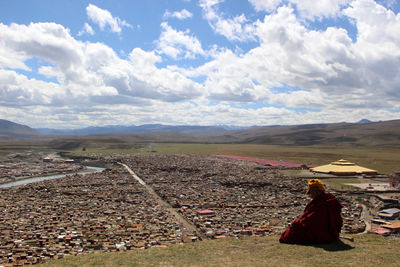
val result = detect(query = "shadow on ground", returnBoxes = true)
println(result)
[280,239,355,252]
[312,240,354,251]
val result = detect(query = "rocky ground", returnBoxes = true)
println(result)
[0,154,365,266]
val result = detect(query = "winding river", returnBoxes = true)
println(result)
[0,166,105,189]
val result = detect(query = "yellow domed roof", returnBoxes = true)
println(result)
[311,159,377,175]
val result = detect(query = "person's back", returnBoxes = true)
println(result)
[279,179,343,244]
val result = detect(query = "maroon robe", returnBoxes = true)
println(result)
[279,192,343,244]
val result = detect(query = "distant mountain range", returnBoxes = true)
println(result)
[1,118,400,148]
[0,119,245,137]
[357,119,373,124]
[32,118,375,136]
[35,124,244,136]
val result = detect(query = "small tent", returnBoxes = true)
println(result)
[311,159,377,176]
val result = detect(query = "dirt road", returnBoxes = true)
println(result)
[119,163,204,239]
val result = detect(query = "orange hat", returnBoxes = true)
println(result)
[306,179,326,195]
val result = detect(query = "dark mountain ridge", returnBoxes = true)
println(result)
[35,124,243,136]
[226,120,400,147]
[0,119,40,138]
[2,119,400,148]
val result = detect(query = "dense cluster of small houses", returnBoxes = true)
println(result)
[0,153,390,266]
[0,168,185,266]
[0,161,81,185]
[118,154,365,236]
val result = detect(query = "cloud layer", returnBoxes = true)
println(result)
[86,4,131,33]
[1,1,399,128]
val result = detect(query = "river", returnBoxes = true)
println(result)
[0,166,105,189]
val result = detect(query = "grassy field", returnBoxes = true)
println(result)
[0,142,49,159]
[38,234,400,267]
[67,143,400,174]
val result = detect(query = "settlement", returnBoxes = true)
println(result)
[0,154,384,266]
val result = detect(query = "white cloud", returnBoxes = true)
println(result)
[129,48,161,69]
[0,22,85,78]
[156,22,206,59]
[190,2,400,113]
[209,0,350,41]
[37,65,62,80]
[248,0,283,12]
[0,21,202,109]
[345,0,400,43]
[199,0,257,41]
[0,68,118,107]
[2,96,400,129]
[290,0,351,20]
[126,48,203,101]
[86,4,131,33]
[1,1,400,128]
[163,9,193,20]
[342,0,400,99]
[77,23,95,36]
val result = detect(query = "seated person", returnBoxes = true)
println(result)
[279,179,343,244]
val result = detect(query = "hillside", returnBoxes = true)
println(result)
[39,119,400,149]
[36,124,235,135]
[39,235,400,267]
[3,119,400,148]
[219,119,400,147]
[103,119,400,147]
[0,119,40,138]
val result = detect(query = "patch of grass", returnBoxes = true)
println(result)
[278,169,306,177]
[0,142,49,159]
[39,234,400,267]
[318,178,377,191]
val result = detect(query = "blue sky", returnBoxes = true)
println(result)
[1,0,400,129]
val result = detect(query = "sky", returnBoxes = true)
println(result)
[1,0,400,129]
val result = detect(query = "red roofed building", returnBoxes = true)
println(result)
[382,222,400,232]
[367,227,391,236]
[197,209,215,216]
[43,157,53,162]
